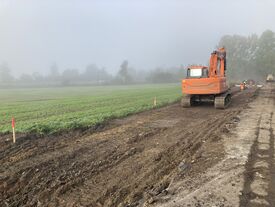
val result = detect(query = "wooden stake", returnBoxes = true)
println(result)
[153,97,157,107]
[12,117,16,143]
[12,127,16,143]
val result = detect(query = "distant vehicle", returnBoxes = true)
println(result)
[181,47,231,109]
[266,74,274,82]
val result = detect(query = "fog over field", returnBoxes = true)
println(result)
[0,0,275,77]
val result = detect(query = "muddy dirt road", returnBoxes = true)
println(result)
[159,84,275,207]
[1,85,274,207]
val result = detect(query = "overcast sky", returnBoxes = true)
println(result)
[0,0,275,76]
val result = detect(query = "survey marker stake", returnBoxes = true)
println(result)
[12,117,16,143]
[153,97,157,107]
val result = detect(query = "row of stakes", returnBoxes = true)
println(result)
[8,97,158,144]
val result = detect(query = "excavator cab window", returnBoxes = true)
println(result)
[187,68,208,78]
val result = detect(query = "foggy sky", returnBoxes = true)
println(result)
[0,0,275,76]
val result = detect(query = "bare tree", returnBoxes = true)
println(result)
[118,60,132,84]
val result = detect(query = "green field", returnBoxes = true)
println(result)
[0,84,181,134]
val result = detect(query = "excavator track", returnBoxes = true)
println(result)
[214,91,231,109]
[181,94,193,107]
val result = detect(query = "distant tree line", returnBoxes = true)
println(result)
[0,61,186,87]
[219,29,275,81]
[5,29,273,86]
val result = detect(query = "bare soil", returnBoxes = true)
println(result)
[1,86,272,207]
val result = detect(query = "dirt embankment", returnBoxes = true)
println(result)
[0,87,259,207]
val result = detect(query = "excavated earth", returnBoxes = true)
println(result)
[0,84,274,207]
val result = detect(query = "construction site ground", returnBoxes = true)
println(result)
[0,83,275,207]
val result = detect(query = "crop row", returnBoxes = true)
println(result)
[0,84,181,134]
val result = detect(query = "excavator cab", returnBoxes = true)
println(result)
[186,66,209,78]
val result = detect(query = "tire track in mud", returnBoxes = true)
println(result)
[240,86,275,207]
[64,91,256,206]
[69,112,237,207]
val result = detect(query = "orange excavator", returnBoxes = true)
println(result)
[181,47,231,109]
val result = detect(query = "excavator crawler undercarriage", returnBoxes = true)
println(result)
[181,90,231,109]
